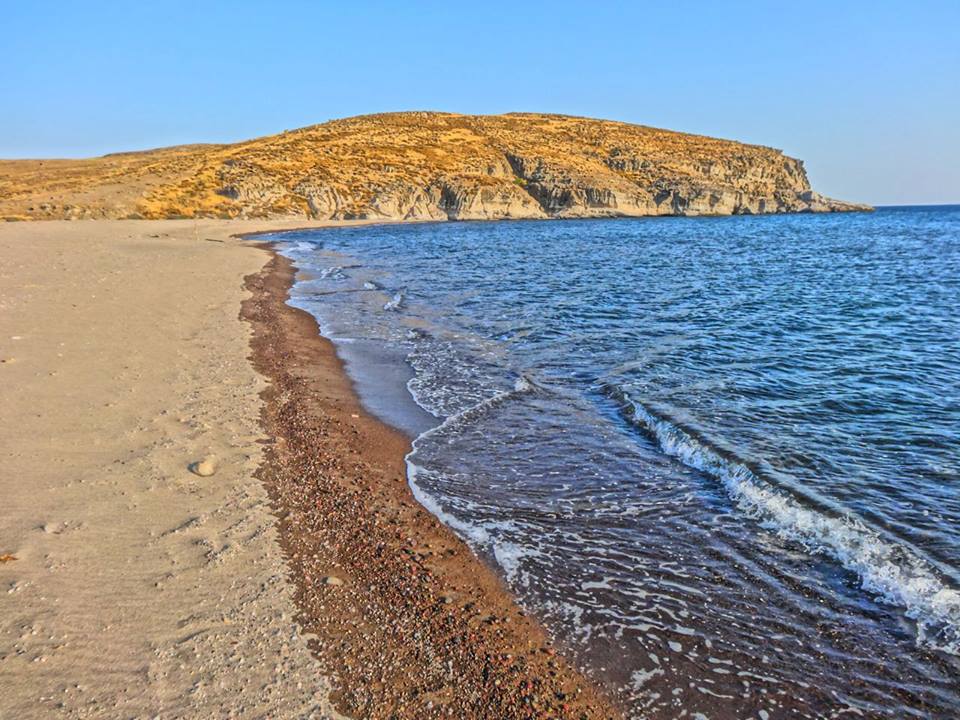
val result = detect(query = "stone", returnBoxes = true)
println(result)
[189,456,217,477]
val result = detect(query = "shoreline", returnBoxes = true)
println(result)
[241,243,619,718]
[0,218,617,718]
[252,211,960,720]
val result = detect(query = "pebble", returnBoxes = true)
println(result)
[323,575,344,586]
[189,457,218,477]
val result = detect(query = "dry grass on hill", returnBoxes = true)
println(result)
[0,112,869,221]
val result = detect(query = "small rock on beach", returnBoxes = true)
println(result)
[189,457,218,477]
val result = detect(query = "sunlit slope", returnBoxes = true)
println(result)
[0,112,870,221]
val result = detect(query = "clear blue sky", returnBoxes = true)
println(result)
[2,1,957,205]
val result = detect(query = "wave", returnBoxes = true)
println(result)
[282,240,316,255]
[410,373,538,450]
[319,263,364,280]
[405,374,539,552]
[604,382,960,655]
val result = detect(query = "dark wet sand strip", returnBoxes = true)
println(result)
[242,245,620,720]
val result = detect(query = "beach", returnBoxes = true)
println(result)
[0,219,616,719]
[2,0,954,715]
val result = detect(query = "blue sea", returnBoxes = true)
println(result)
[273,206,959,718]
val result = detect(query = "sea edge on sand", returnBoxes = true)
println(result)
[237,228,622,719]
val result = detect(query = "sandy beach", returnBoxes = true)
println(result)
[0,219,617,719]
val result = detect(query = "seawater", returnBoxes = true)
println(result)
[272,206,959,718]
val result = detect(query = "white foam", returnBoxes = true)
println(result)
[405,461,491,546]
[280,239,316,256]
[408,372,536,445]
[319,265,345,279]
[615,387,960,655]
[403,374,540,576]
[383,289,405,311]
[493,538,547,583]
[581,578,615,591]
[630,665,665,690]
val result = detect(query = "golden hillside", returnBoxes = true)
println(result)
[0,112,870,221]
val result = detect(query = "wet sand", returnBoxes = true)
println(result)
[0,219,618,719]
[242,245,618,719]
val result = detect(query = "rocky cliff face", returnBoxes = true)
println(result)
[0,112,871,221]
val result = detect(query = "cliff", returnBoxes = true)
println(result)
[0,112,871,221]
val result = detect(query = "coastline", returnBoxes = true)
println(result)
[0,218,617,719]
[241,242,619,718]
[6,214,952,717]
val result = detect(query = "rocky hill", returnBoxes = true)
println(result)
[0,112,870,221]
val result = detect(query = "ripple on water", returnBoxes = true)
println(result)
[277,207,960,717]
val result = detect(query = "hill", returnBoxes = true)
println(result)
[0,112,870,221]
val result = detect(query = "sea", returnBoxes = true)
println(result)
[271,205,959,719]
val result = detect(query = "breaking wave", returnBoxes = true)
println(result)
[319,265,346,279]
[405,374,539,551]
[605,383,960,655]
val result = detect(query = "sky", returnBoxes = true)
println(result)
[2,1,957,205]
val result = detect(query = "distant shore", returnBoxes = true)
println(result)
[0,219,618,719]
[0,112,871,224]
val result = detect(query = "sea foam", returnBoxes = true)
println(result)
[405,374,540,568]
[607,384,960,655]
[383,289,406,311]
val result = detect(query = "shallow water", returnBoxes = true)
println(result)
[273,206,959,718]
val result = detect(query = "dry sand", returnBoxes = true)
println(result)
[0,219,350,719]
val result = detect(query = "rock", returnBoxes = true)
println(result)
[323,575,344,586]
[189,456,217,477]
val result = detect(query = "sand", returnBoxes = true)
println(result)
[0,218,618,720]
[0,219,348,719]
[242,250,616,719]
